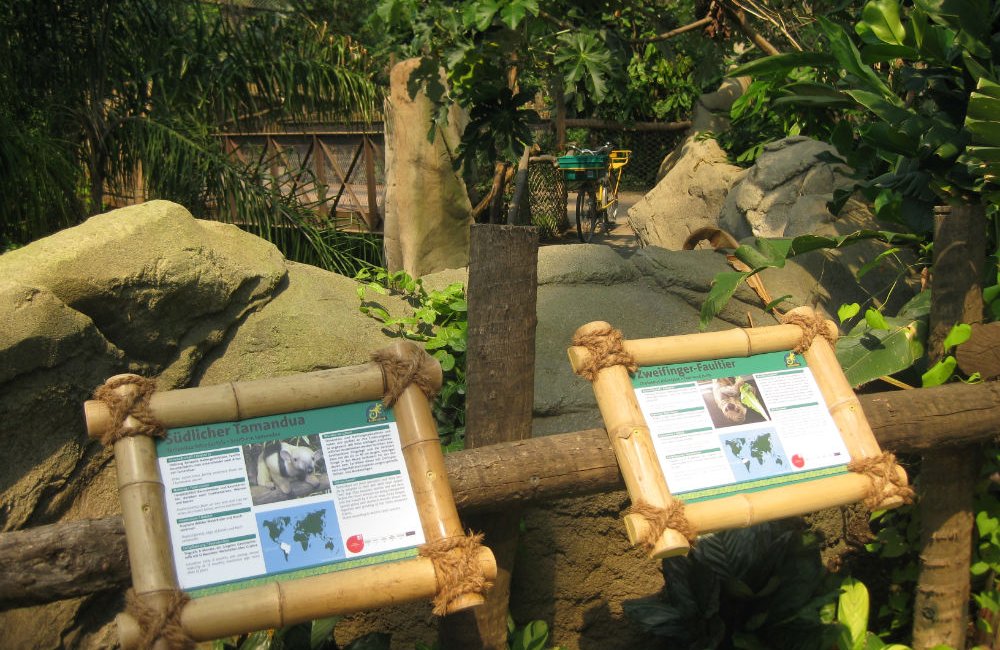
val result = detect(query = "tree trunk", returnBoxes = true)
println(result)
[438,224,538,650]
[912,203,986,649]
[506,146,532,226]
[488,164,510,224]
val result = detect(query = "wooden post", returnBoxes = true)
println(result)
[439,224,538,649]
[364,134,381,232]
[912,203,986,649]
[314,135,329,217]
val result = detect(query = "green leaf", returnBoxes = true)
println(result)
[836,316,927,387]
[844,89,909,123]
[818,17,894,98]
[942,323,972,350]
[728,51,836,78]
[238,631,275,650]
[311,617,341,649]
[861,0,907,45]
[498,0,538,29]
[463,0,500,31]
[510,619,550,650]
[857,247,901,279]
[922,355,957,386]
[839,303,862,323]
[837,577,870,650]
[434,350,456,372]
[864,308,890,330]
[699,271,751,330]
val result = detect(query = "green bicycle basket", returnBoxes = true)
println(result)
[557,153,608,181]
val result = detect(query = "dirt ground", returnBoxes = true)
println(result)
[541,190,644,251]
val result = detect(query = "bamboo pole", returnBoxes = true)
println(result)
[389,343,488,614]
[116,550,497,647]
[568,322,689,559]
[88,377,180,650]
[84,363,386,437]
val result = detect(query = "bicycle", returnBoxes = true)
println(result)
[557,144,632,243]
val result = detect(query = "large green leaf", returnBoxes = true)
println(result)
[861,0,906,45]
[699,271,751,330]
[728,52,836,78]
[498,0,538,29]
[818,17,894,98]
[843,89,909,122]
[836,578,870,650]
[836,307,928,387]
[463,0,500,31]
[310,617,342,649]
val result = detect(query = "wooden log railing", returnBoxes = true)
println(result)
[2,380,999,611]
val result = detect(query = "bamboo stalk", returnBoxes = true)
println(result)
[116,550,497,647]
[84,363,386,438]
[621,324,803,366]
[88,377,180,650]
[390,343,488,613]
[568,322,690,559]
[624,468,907,541]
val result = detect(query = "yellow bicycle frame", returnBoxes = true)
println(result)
[596,150,631,211]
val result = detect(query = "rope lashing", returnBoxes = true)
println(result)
[779,311,837,354]
[624,500,698,552]
[372,344,440,408]
[572,325,638,381]
[124,589,194,650]
[848,452,915,510]
[92,374,165,446]
[418,532,494,616]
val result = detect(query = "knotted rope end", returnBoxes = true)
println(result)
[419,532,494,616]
[848,452,915,510]
[624,500,698,554]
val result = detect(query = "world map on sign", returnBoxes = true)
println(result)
[721,430,789,480]
[256,502,344,573]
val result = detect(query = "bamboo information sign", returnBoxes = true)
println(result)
[84,342,495,650]
[568,306,913,560]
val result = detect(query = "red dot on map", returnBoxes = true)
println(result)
[347,534,365,553]
[792,454,805,468]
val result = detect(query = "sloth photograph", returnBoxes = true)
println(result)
[243,435,331,506]
[699,375,770,429]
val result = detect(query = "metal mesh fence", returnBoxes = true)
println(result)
[567,129,684,190]
[502,159,569,238]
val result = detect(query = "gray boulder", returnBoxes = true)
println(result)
[719,136,855,239]
[0,201,404,649]
[627,138,744,250]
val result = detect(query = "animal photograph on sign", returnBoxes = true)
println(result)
[244,435,331,505]
[700,375,770,428]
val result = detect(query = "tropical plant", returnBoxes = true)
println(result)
[356,267,468,450]
[701,0,1000,378]
[1,0,378,275]
[623,522,840,649]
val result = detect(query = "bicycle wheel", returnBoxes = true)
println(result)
[576,187,599,243]
[600,177,619,224]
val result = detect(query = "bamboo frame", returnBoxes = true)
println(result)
[85,342,495,648]
[568,306,908,559]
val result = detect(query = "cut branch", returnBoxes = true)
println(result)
[632,16,712,44]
